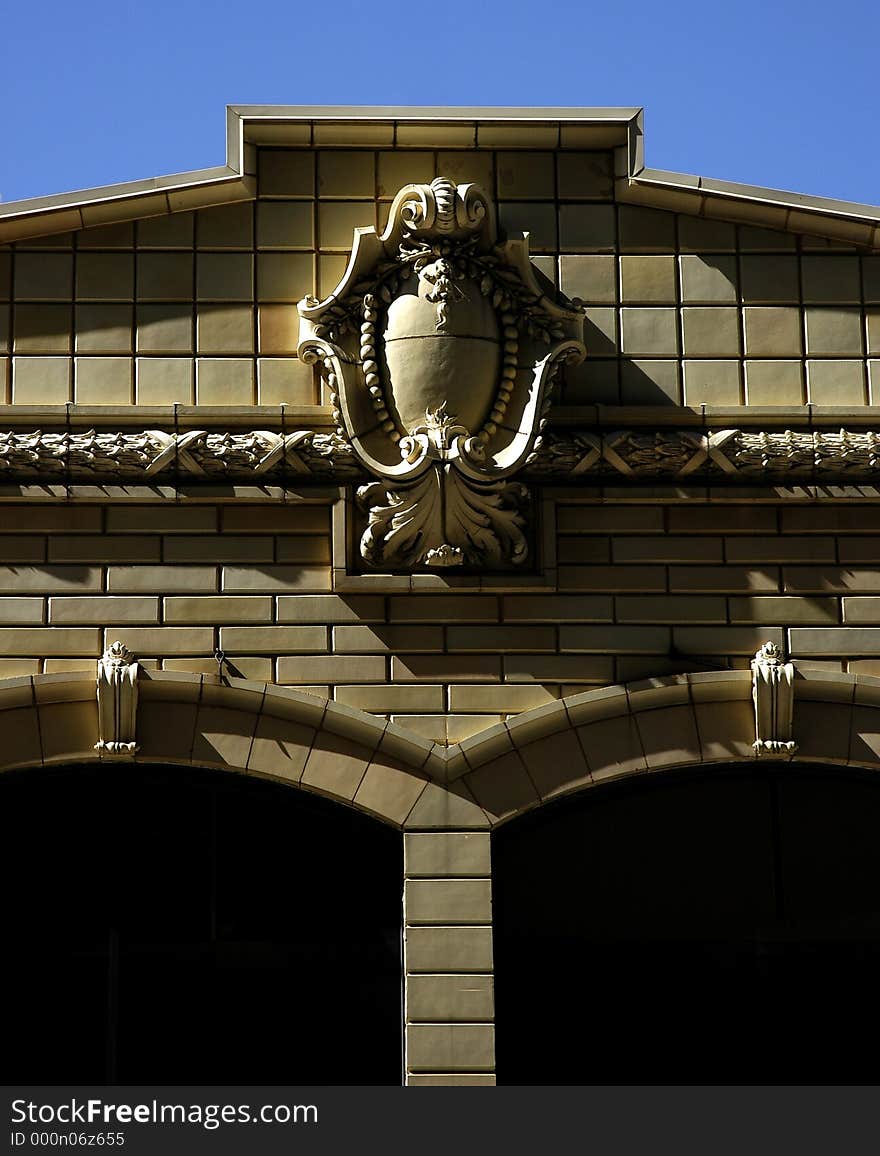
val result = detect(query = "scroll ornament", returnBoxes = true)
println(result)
[297,177,585,569]
[751,641,797,757]
[95,640,140,758]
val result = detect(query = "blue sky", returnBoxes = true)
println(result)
[2,0,878,207]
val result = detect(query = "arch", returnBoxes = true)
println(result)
[0,669,489,830]
[1,665,877,829]
[451,666,880,825]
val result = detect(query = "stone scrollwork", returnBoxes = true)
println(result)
[297,176,586,569]
[751,641,797,757]
[95,640,140,758]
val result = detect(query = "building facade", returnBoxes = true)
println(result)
[3,106,880,1085]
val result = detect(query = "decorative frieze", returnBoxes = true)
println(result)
[1,426,880,484]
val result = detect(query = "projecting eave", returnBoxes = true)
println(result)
[0,104,878,246]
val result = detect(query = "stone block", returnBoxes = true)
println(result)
[164,596,271,623]
[276,654,385,683]
[404,832,492,879]
[805,309,864,356]
[276,594,384,623]
[246,712,315,784]
[39,700,98,763]
[301,730,373,801]
[404,1031,494,1072]
[109,565,217,592]
[577,715,646,783]
[404,925,494,973]
[679,254,737,303]
[744,361,804,404]
[257,304,298,354]
[0,597,43,623]
[196,304,254,354]
[620,307,679,356]
[222,566,330,593]
[388,595,499,623]
[619,255,676,303]
[353,752,427,824]
[614,536,722,563]
[0,705,42,769]
[49,596,158,624]
[256,252,314,302]
[682,360,742,405]
[558,204,616,252]
[258,150,315,197]
[729,595,838,623]
[74,356,132,404]
[75,253,134,301]
[75,304,132,353]
[334,625,443,653]
[191,704,258,770]
[462,750,540,819]
[740,255,799,302]
[196,202,254,248]
[806,360,866,405]
[614,595,725,623]
[15,253,73,300]
[391,655,501,682]
[556,151,613,199]
[502,654,613,683]
[337,684,444,713]
[447,685,558,713]
[136,304,193,352]
[14,303,72,353]
[559,255,616,303]
[405,879,492,925]
[196,254,254,302]
[219,625,327,653]
[404,781,489,830]
[619,358,681,404]
[726,537,835,563]
[0,566,101,593]
[407,975,494,1023]
[257,358,316,405]
[496,151,554,198]
[801,255,861,303]
[672,625,784,655]
[136,253,193,301]
[446,625,555,653]
[12,356,70,403]
[617,205,675,251]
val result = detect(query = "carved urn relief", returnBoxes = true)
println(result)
[297,178,585,569]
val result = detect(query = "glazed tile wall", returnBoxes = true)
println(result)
[3,146,878,408]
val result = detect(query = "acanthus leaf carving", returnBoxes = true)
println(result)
[357,465,529,571]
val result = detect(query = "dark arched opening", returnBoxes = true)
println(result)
[1,763,403,1084]
[493,764,880,1083]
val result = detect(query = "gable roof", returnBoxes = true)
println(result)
[1,105,879,247]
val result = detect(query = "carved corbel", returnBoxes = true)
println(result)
[751,641,797,756]
[95,640,140,758]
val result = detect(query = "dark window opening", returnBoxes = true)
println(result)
[493,765,880,1083]
[1,763,403,1085]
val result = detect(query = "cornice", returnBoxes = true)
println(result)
[2,105,879,246]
